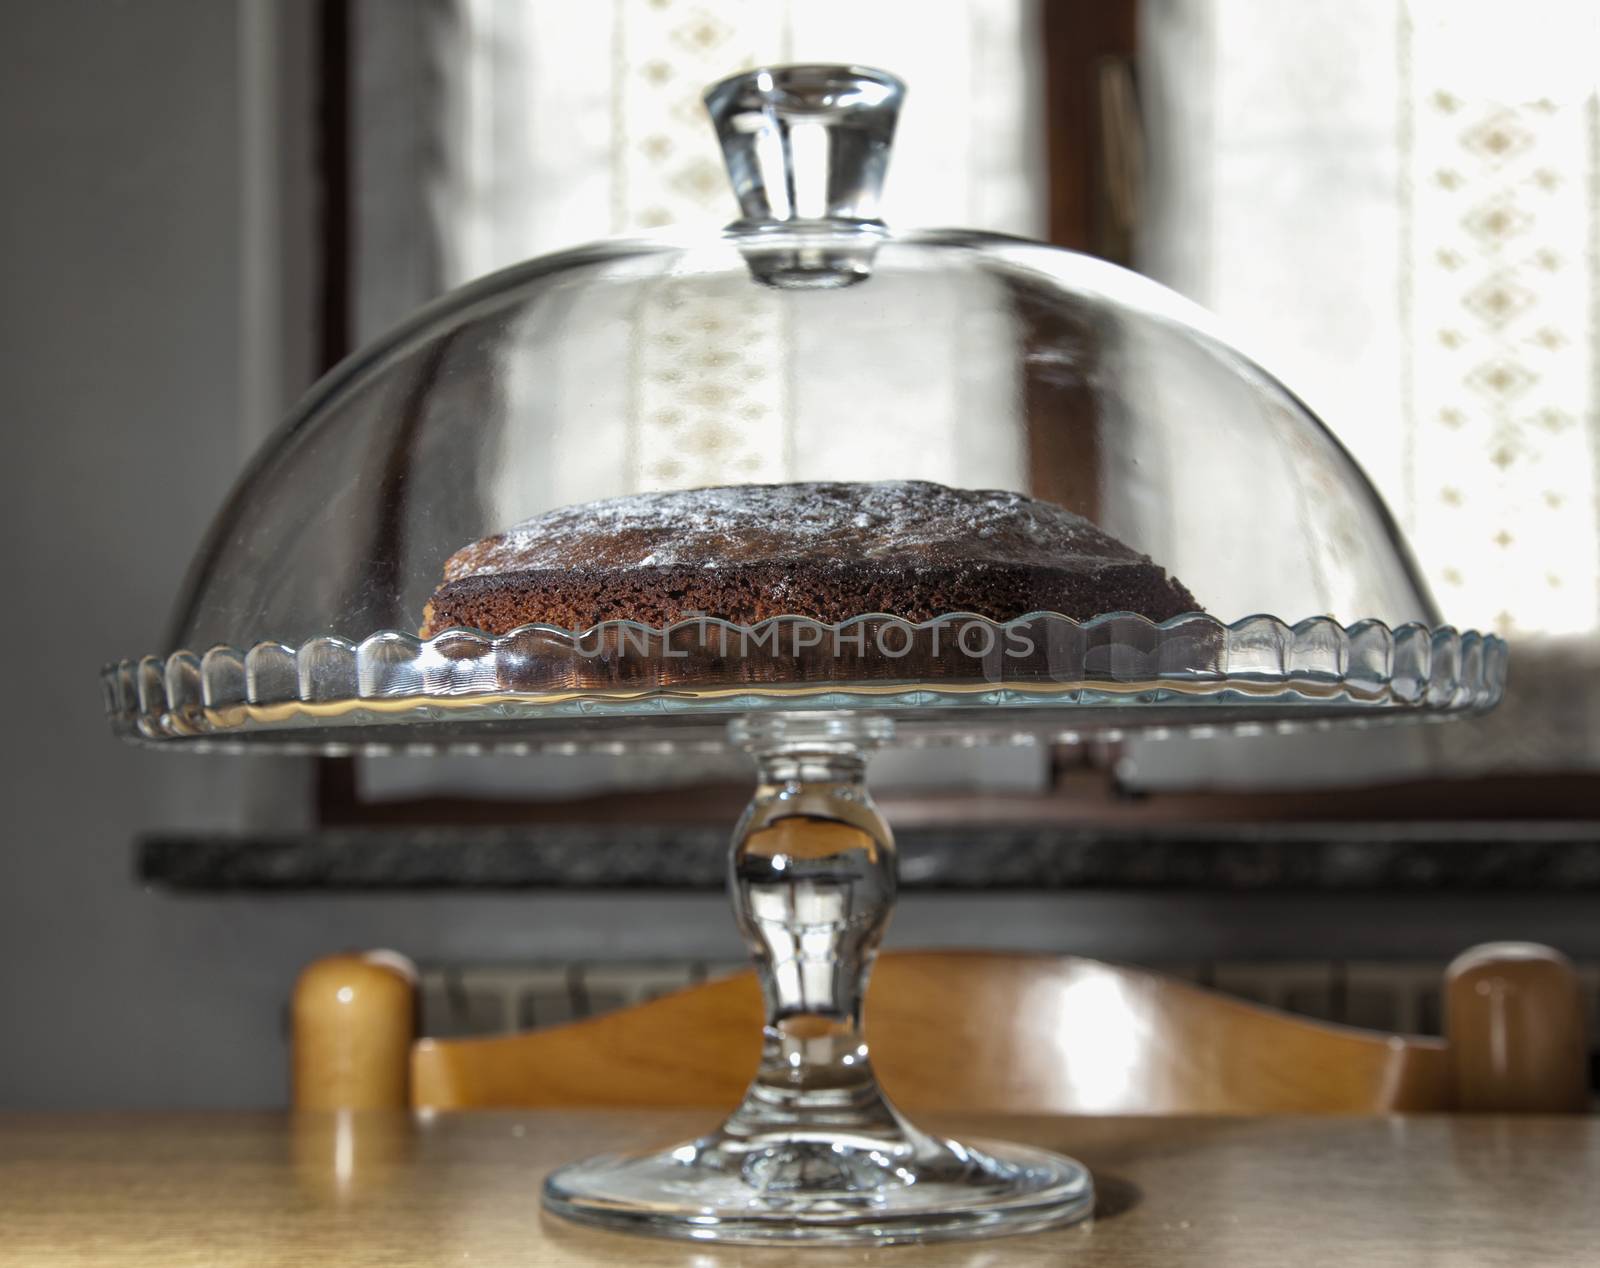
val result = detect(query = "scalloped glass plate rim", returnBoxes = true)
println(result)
[104,611,1507,749]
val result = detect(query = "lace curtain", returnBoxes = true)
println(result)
[1142,0,1600,640]
[1124,0,1599,788]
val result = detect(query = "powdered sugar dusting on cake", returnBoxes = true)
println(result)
[443,481,1149,580]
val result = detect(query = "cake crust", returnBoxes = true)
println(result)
[422,481,1198,635]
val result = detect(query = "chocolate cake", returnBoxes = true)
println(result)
[420,481,1198,636]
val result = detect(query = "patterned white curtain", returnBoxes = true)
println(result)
[1142,0,1600,639]
[1121,0,1599,789]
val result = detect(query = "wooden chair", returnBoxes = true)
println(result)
[292,945,1591,1115]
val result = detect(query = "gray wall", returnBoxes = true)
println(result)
[0,0,259,1106]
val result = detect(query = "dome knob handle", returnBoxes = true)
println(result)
[704,65,905,231]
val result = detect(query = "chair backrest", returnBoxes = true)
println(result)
[292,946,1591,1115]
[412,950,1456,1114]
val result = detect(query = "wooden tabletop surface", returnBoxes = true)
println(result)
[1,1110,1595,1266]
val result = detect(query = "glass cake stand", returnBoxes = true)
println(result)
[104,62,1507,1246]
[105,613,1504,1245]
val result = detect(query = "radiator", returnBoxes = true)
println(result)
[416,958,1600,1039]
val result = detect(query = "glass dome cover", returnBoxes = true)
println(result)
[105,64,1504,749]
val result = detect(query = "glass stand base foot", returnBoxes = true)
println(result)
[543,1130,1093,1246]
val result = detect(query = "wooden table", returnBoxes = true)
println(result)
[2,1111,1594,1265]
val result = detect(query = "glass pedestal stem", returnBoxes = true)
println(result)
[720,719,910,1169]
[542,713,1093,1245]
